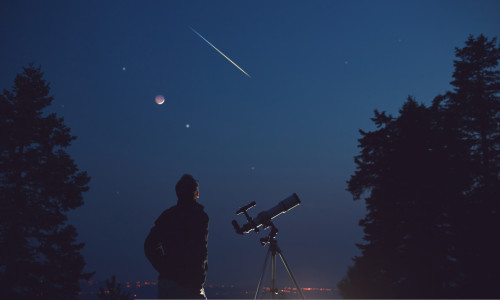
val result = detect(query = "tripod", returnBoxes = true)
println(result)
[254,222,305,300]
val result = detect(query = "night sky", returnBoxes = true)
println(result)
[1,0,499,290]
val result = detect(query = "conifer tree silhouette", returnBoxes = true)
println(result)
[438,34,500,298]
[0,64,93,299]
[339,98,465,298]
[97,275,131,300]
[338,35,499,298]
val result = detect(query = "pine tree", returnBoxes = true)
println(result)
[339,35,500,298]
[97,276,131,300]
[446,34,500,186]
[0,64,93,299]
[338,97,468,298]
[441,34,500,298]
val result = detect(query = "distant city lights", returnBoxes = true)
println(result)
[80,280,336,298]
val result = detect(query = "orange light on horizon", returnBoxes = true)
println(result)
[263,286,334,292]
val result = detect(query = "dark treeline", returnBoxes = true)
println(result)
[338,35,500,298]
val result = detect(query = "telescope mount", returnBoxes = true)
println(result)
[254,221,305,300]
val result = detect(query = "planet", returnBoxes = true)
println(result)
[155,95,165,105]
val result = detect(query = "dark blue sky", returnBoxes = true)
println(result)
[1,0,499,290]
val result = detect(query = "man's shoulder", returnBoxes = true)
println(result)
[199,208,209,224]
[160,205,178,216]
[195,202,209,218]
[155,205,179,225]
[185,203,209,224]
[158,203,207,217]
[155,203,208,226]
[185,203,209,225]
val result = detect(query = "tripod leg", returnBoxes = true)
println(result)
[277,251,306,300]
[254,248,271,300]
[271,252,276,299]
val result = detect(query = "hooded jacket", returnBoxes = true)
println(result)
[144,201,209,292]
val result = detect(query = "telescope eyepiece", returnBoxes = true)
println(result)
[232,220,243,234]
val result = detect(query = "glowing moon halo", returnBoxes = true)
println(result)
[155,95,165,105]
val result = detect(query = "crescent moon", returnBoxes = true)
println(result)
[155,95,165,105]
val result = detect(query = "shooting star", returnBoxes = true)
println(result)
[190,27,251,78]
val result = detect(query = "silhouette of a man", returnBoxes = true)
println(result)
[144,174,209,299]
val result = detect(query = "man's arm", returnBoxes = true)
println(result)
[144,225,166,272]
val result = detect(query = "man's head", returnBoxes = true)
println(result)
[175,174,199,204]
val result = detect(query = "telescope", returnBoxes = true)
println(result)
[232,193,305,299]
[232,193,301,234]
